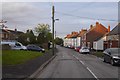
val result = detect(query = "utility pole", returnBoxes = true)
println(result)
[55,31,56,39]
[52,5,55,55]
[55,31,56,48]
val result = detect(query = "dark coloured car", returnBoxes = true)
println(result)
[103,48,120,66]
[27,44,45,52]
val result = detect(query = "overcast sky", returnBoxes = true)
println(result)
[1,2,119,38]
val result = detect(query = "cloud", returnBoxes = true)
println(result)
[1,2,51,31]
[1,2,118,38]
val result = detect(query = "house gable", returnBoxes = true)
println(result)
[86,22,108,42]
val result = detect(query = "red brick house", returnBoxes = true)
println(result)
[104,23,120,48]
[81,22,109,50]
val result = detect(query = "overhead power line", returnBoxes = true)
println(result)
[55,11,117,22]
[68,2,94,13]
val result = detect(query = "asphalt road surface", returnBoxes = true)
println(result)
[34,46,119,79]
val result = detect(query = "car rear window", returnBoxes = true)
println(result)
[83,47,88,49]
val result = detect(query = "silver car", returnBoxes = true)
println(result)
[1,41,27,50]
[79,47,90,54]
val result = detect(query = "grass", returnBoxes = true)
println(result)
[2,50,43,66]
[92,51,104,58]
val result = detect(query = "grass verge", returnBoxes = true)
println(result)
[2,50,43,66]
[92,51,104,58]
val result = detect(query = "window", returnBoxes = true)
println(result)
[15,43,21,46]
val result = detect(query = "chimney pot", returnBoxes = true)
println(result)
[96,22,99,25]
[90,25,93,29]
[108,25,110,32]
[15,28,17,32]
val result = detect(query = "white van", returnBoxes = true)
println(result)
[1,41,27,50]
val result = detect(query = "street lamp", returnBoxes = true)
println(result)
[54,19,59,22]
[52,5,59,55]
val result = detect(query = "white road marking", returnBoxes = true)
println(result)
[79,60,85,65]
[72,55,99,80]
[87,67,99,80]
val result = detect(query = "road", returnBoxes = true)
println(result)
[34,46,119,79]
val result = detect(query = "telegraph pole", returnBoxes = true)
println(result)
[52,5,55,55]
[55,31,56,48]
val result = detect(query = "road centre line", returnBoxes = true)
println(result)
[87,67,99,80]
[79,60,85,65]
[72,55,99,80]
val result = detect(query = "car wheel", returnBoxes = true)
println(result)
[111,59,115,66]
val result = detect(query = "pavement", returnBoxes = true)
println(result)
[32,45,119,79]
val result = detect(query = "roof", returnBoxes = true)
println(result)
[64,34,71,38]
[0,28,24,35]
[70,32,78,38]
[108,23,120,35]
[0,29,10,33]
[64,32,79,38]
[8,29,24,34]
[85,22,108,42]
[94,33,109,41]
[77,29,87,37]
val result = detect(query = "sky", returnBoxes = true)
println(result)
[1,1,119,38]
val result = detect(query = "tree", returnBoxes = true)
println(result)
[34,24,50,35]
[55,37,63,45]
[34,23,52,44]
[26,29,36,44]
[17,33,28,45]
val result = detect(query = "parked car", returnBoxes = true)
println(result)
[67,45,71,48]
[60,44,63,46]
[27,44,45,52]
[103,48,120,66]
[79,47,90,54]
[75,46,81,52]
[1,41,27,50]
[69,45,74,49]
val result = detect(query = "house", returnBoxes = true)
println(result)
[76,29,87,47]
[93,33,109,51]
[8,29,24,40]
[104,23,120,48]
[64,34,71,47]
[69,31,78,48]
[0,29,14,40]
[93,25,110,51]
[64,31,78,48]
[81,22,109,50]
[0,28,24,41]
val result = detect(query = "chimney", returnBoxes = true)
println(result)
[15,28,17,32]
[72,32,74,34]
[96,22,99,25]
[81,29,87,32]
[90,25,93,29]
[108,25,110,32]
